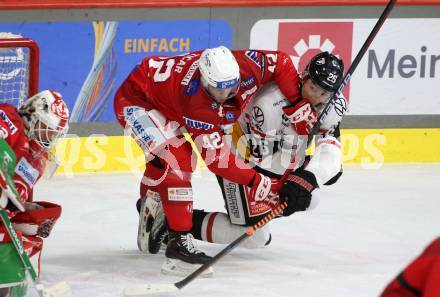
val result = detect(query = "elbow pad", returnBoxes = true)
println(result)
[305,136,342,187]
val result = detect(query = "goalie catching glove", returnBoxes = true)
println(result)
[279,169,318,216]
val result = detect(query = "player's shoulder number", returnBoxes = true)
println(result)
[148,53,198,82]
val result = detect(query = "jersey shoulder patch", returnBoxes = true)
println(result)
[0,108,18,135]
[245,50,265,70]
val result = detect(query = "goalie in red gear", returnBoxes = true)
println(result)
[114,45,302,275]
[0,90,69,294]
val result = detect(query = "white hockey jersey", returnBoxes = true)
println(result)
[233,82,346,186]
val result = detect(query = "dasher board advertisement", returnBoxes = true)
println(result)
[251,19,440,115]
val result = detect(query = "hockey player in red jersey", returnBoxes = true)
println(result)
[0,90,69,295]
[114,46,304,275]
[380,237,440,297]
[183,51,346,248]
[147,51,346,250]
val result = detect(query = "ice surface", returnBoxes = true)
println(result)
[32,164,440,297]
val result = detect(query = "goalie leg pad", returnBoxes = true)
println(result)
[22,236,42,277]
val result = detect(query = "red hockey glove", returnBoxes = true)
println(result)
[249,173,280,204]
[283,98,318,135]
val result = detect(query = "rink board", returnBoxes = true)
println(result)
[52,128,440,174]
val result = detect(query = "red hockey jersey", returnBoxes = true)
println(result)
[115,50,300,185]
[0,103,47,204]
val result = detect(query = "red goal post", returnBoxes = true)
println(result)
[0,34,39,107]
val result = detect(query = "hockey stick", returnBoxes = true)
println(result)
[123,202,288,296]
[279,0,397,183]
[124,1,396,295]
[0,209,72,297]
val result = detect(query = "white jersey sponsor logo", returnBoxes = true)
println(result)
[0,109,18,135]
[15,157,39,187]
[181,60,199,86]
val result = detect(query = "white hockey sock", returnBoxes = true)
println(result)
[200,212,271,249]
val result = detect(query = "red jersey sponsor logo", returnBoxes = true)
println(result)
[278,22,353,100]
[0,126,9,138]
[0,109,18,135]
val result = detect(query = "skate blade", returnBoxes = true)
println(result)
[161,258,213,278]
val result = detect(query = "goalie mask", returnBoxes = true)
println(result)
[199,46,241,103]
[18,90,69,149]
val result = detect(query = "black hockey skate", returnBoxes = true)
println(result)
[161,232,213,277]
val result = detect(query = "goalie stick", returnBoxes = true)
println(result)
[0,209,72,297]
[124,0,396,295]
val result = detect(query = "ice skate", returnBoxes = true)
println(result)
[161,232,213,277]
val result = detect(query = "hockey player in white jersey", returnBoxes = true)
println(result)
[185,51,346,248]
[143,52,346,265]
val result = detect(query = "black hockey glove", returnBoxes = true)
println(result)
[279,169,318,216]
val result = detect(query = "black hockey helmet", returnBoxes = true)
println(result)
[303,51,344,93]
